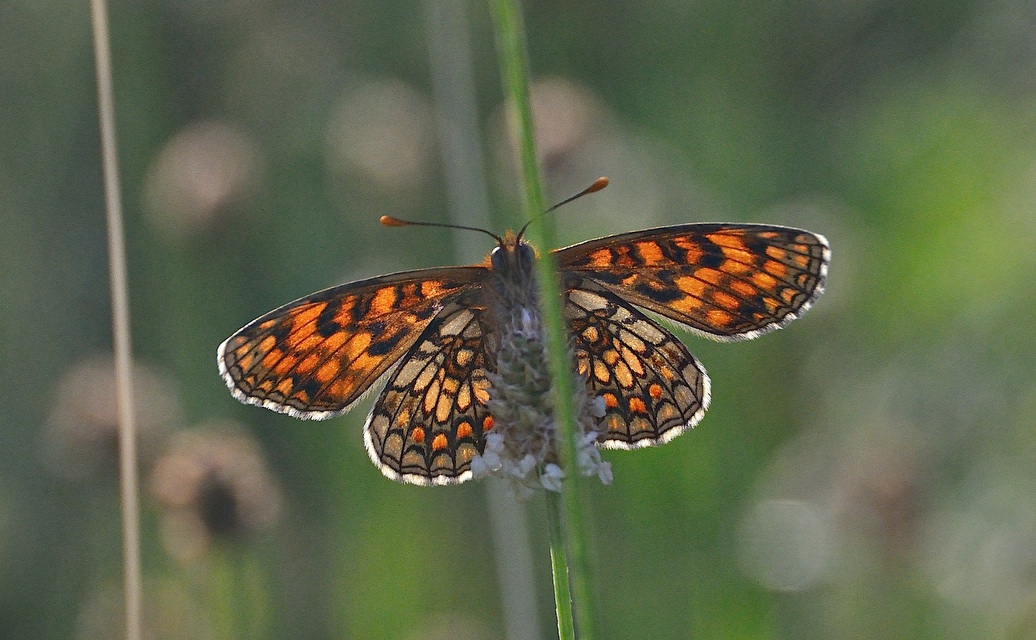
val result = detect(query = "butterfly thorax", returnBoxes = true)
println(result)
[481,234,541,351]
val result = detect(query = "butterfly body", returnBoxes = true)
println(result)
[481,231,541,352]
[219,223,829,485]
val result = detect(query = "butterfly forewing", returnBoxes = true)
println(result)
[363,296,493,485]
[555,224,829,340]
[565,278,710,447]
[218,267,486,419]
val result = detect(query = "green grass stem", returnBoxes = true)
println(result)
[488,1,598,637]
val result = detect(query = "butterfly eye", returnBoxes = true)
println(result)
[517,243,535,270]
[490,246,506,271]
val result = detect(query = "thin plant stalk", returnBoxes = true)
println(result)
[89,1,143,639]
[211,549,241,640]
[210,544,265,640]
[545,492,576,640]
[488,0,598,637]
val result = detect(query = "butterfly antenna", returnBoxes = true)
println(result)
[517,176,609,240]
[380,215,503,244]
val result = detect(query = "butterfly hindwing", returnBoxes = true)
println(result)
[363,296,494,485]
[565,277,710,447]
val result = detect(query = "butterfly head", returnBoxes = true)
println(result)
[488,231,537,277]
[486,177,609,278]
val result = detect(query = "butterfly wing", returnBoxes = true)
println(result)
[363,294,493,485]
[565,277,710,447]
[218,267,487,419]
[555,223,829,340]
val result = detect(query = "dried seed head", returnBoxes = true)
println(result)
[150,422,281,560]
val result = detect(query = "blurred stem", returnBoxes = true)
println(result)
[211,543,267,640]
[488,0,597,638]
[211,546,241,640]
[242,548,273,640]
[89,1,142,639]
[421,2,543,639]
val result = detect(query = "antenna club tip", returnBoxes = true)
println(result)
[590,176,609,192]
[380,215,406,227]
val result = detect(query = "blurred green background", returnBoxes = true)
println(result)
[4,0,1036,638]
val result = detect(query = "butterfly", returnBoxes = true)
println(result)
[218,200,829,486]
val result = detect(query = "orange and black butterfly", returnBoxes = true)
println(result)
[218,187,829,485]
